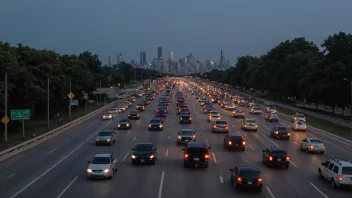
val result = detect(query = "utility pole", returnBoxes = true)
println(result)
[4,73,8,143]
[47,78,50,129]
[69,78,72,121]
[99,80,102,102]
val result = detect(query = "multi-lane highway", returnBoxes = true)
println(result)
[0,82,351,198]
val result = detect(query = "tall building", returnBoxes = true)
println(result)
[220,49,224,68]
[117,53,123,64]
[158,47,162,59]
[140,52,147,65]
[169,50,174,62]
[108,56,113,66]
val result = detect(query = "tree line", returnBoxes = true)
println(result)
[0,42,161,122]
[202,32,352,114]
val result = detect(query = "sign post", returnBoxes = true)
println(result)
[68,91,75,120]
[11,109,30,139]
[84,93,89,113]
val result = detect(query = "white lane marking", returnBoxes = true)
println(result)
[201,125,204,129]
[132,137,136,141]
[168,136,170,139]
[56,176,78,198]
[47,149,56,154]
[233,125,235,127]
[261,133,279,147]
[85,121,112,141]
[219,176,224,184]
[64,140,70,143]
[249,144,254,149]
[7,173,16,178]
[321,140,352,156]
[170,124,172,127]
[10,143,84,198]
[254,118,270,130]
[309,182,329,198]
[166,149,168,157]
[266,186,276,198]
[122,151,130,162]
[198,120,200,123]
[158,172,165,198]
[205,139,208,145]
[169,129,171,131]
[212,152,217,163]
[290,161,299,168]
[293,141,298,145]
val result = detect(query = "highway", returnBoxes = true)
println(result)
[0,82,351,198]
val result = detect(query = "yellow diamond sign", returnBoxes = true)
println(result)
[68,92,75,99]
[1,115,10,124]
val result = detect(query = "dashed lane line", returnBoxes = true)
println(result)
[158,172,165,198]
[56,176,78,198]
[212,152,217,163]
[47,149,56,155]
[309,182,329,198]
[7,173,16,179]
[266,186,276,198]
[260,133,279,147]
[219,176,224,184]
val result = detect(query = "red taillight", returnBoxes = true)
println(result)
[286,156,290,161]
[242,141,246,145]
[225,126,228,129]
[156,114,159,116]
[237,177,242,183]
[205,154,210,159]
[339,174,343,181]
[128,114,131,116]
[269,156,273,161]
[189,117,192,120]
[228,141,232,145]
[137,114,140,117]
[184,154,188,158]
[258,178,262,183]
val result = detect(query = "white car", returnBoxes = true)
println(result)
[224,104,236,110]
[292,121,307,131]
[87,154,118,179]
[300,138,325,153]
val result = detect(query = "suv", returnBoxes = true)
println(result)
[182,142,211,168]
[212,120,229,133]
[229,165,263,192]
[318,159,352,188]
[131,142,158,165]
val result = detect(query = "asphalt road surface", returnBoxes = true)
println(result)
[0,84,351,198]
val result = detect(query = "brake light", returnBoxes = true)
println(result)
[287,133,291,136]
[184,154,188,158]
[225,126,228,129]
[192,135,196,138]
[137,114,140,117]
[237,177,242,183]
[269,156,273,161]
[189,117,192,120]
[339,174,343,181]
[286,156,290,161]
[242,141,246,145]
[228,141,232,145]
[128,114,131,116]
[258,178,262,183]
[205,154,210,159]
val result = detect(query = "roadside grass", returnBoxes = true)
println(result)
[255,99,352,141]
[0,103,106,152]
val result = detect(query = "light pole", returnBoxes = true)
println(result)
[4,73,8,143]
[343,78,352,131]
[47,78,50,129]
[69,78,72,121]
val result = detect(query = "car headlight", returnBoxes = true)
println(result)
[160,124,163,127]
[126,124,129,127]
[87,168,92,173]
[132,155,136,159]
[107,139,110,142]
[150,155,154,159]
[96,139,99,141]
[118,124,121,127]
[178,135,181,139]
[103,169,109,173]
[148,124,152,127]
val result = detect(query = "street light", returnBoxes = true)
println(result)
[3,72,16,143]
[343,78,352,131]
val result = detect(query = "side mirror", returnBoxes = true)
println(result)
[87,161,91,164]
[229,168,233,171]
[131,148,135,150]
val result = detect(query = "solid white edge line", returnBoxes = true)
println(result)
[7,173,16,178]
[47,149,56,155]
[266,186,276,198]
[309,182,329,198]
[165,149,168,157]
[260,133,279,147]
[212,152,217,163]
[122,151,130,162]
[290,161,299,168]
[249,144,254,149]
[10,143,84,198]
[132,137,136,141]
[56,176,78,198]
[219,176,224,184]
[85,121,112,141]
[158,172,165,198]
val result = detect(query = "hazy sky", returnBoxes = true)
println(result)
[1,0,352,65]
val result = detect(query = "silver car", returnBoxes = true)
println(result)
[301,138,325,153]
[241,118,258,131]
[86,154,118,179]
[212,120,229,133]
[96,130,116,145]
[292,121,307,132]
[102,112,113,120]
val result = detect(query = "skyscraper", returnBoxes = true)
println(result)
[140,52,147,65]
[158,47,162,59]
[108,56,113,66]
[117,53,122,64]
[220,49,224,68]
[169,50,174,62]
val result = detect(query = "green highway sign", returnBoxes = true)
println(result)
[11,109,30,120]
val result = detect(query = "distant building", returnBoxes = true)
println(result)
[108,56,113,66]
[220,49,224,68]
[140,52,147,65]
[158,46,162,59]
[117,53,122,64]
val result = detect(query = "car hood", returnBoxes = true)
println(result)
[88,164,111,170]
[133,151,153,157]
[119,122,129,124]
[180,135,193,138]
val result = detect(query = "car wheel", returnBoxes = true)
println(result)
[318,169,323,179]
[306,148,309,153]
[331,179,337,188]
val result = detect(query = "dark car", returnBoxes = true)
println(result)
[136,104,145,111]
[229,165,263,192]
[224,135,246,151]
[159,101,169,107]
[179,108,190,115]
[203,105,213,114]
[183,142,211,168]
[179,112,192,123]
[232,109,245,118]
[117,118,132,130]
[152,117,164,123]
[128,110,141,120]
[265,113,278,122]
[178,105,188,114]
[148,119,163,131]
[177,129,196,145]
[131,142,158,165]
[157,107,168,114]
[262,147,290,169]
[270,126,290,140]
[176,99,185,106]
[156,109,167,118]
[157,104,168,111]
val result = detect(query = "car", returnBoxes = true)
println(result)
[212,120,229,133]
[102,112,113,120]
[108,108,119,114]
[157,104,168,111]
[86,154,118,179]
[262,147,290,169]
[265,105,276,113]
[224,103,236,110]
[131,142,158,165]
[178,105,188,114]
[152,117,164,123]
[96,130,116,145]
[176,99,186,106]
[117,118,132,130]
[117,105,126,113]
[224,134,245,151]
[300,138,325,153]
[130,96,136,102]
[208,114,221,122]
[211,97,218,103]
[203,105,214,114]
[292,121,307,131]
[128,110,141,119]
[291,112,306,122]
[177,129,196,145]
[136,103,146,111]
[241,118,258,131]
[179,112,192,123]
[156,109,167,118]
[182,142,211,168]
[270,126,290,140]
[318,159,352,188]
[232,109,245,118]
[179,108,190,115]
[265,113,279,122]
[148,118,163,131]
[229,165,263,192]
[249,107,262,114]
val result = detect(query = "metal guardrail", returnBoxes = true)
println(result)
[0,95,131,162]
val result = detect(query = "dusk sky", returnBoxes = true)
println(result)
[1,0,352,65]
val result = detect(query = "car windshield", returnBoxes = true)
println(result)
[213,115,220,118]
[297,121,305,125]
[137,104,144,106]
[271,150,287,155]
[181,113,190,116]
[158,110,165,113]
[310,139,322,144]
[98,131,112,136]
[246,120,255,123]
[120,119,128,122]
[297,115,305,118]
[236,110,243,113]
[271,114,278,117]
[277,127,287,132]
[216,121,227,125]
[92,157,110,164]
[254,107,261,110]
[150,120,161,123]
[342,167,352,175]
[135,144,152,151]
[181,130,193,135]
[239,170,259,178]
[230,136,243,141]
[211,112,219,115]
[131,111,139,114]
[103,113,111,116]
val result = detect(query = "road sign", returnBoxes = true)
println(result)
[84,93,89,100]
[70,100,79,106]
[118,83,120,87]
[1,116,10,124]
[68,92,75,99]
[11,109,30,120]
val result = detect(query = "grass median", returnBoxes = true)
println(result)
[255,100,352,141]
[0,102,111,152]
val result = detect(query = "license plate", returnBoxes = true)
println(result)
[248,182,252,184]
[236,144,238,146]
[140,159,145,163]
[194,158,199,161]
[185,140,188,142]
[277,159,281,161]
